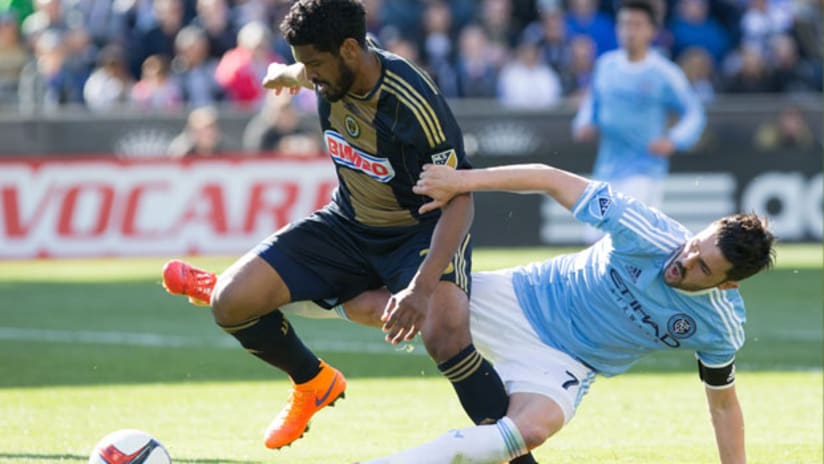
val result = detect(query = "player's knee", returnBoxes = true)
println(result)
[518,422,553,449]
[420,326,470,362]
[421,307,471,361]
[210,277,256,326]
[509,408,563,450]
[342,289,387,328]
[209,279,234,325]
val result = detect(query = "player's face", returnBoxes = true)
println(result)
[292,44,357,102]
[663,226,737,291]
[617,9,654,53]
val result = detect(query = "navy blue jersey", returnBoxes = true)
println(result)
[254,47,474,306]
[318,47,470,227]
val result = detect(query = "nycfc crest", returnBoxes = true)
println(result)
[667,313,697,339]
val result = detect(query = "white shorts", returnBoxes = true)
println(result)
[584,175,665,243]
[469,270,595,424]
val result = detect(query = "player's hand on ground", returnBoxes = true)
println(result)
[573,125,597,142]
[413,164,462,214]
[262,62,302,95]
[648,138,676,157]
[381,286,430,344]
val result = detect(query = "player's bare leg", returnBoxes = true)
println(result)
[163,258,387,328]
[161,256,346,450]
[209,253,291,324]
[339,289,389,327]
[506,393,565,450]
[418,282,473,362]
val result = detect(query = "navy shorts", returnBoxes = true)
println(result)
[253,205,472,309]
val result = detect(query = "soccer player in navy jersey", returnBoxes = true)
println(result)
[163,1,535,461]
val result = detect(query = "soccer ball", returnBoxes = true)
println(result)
[88,429,171,464]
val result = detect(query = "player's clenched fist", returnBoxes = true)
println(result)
[262,62,306,95]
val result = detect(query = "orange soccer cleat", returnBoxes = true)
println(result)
[264,360,347,449]
[161,259,216,306]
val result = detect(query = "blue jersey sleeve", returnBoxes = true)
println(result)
[660,62,706,151]
[571,181,690,255]
[696,350,736,369]
[695,287,746,366]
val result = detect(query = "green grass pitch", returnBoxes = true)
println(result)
[0,244,821,463]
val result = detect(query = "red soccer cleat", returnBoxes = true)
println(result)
[161,259,216,306]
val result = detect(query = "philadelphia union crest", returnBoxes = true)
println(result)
[344,115,360,138]
[667,313,697,339]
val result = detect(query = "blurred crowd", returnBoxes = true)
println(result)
[0,0,821,115]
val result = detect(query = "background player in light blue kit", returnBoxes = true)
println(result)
[332,162,773,464]
[573,0,705,223]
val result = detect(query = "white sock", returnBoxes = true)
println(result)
[279,300,348,321]
[362,416,527,464]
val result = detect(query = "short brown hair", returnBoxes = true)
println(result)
[714,213,776,281]
[619,0,664,26]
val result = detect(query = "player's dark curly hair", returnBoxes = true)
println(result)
[618,0,663,26]
[280,0,366,53]
[714,213,776,281]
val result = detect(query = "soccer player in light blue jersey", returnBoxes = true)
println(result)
[573,0,705,222]
[327,162,772,464]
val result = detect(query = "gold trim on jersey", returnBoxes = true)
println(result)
[384,70,446,144]
[417,234,470,292]
[391,56,440,96]
[382,72,446,148]
[380,83,437,148]
[453,233,470,292]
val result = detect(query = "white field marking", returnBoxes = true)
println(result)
[0,326,819,357]
[0,327,425,355]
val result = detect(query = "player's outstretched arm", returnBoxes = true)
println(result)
[382,192,474,344]
[414,163,590,213]
[262,62,313,94]
[705,385,746,464]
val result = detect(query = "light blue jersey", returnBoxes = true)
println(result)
[512,182,745,376]
[573,50,706,181]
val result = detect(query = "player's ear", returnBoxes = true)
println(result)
[717,281,739,290]
[339,38,361,62]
